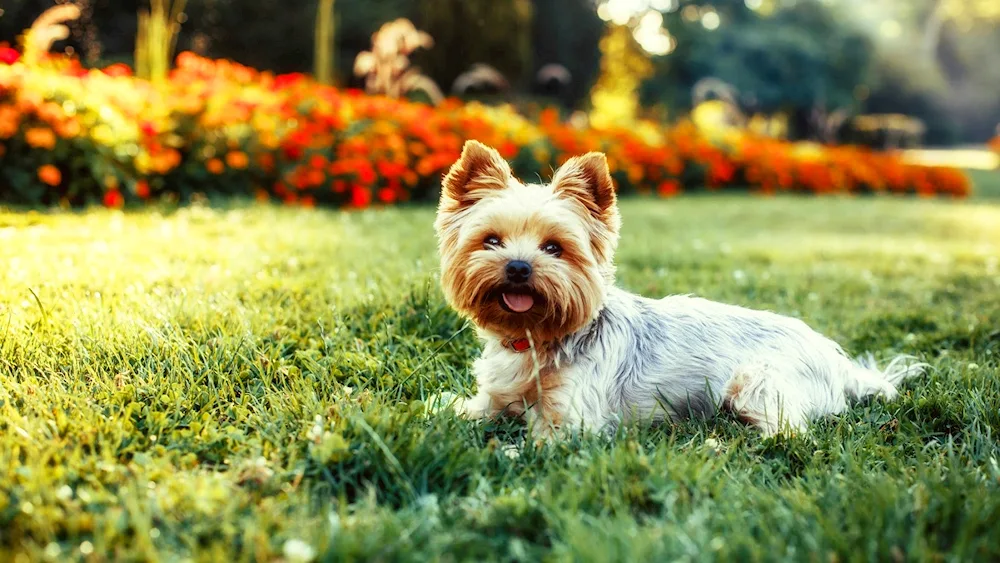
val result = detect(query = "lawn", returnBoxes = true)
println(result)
[1,191,999,561]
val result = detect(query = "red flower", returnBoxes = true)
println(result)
[499,141,518,159]
[0,47,19,65]
[356,164,376,185]
[273,72,306,90]
[349,185,371,208]
[377,188,397,204]
[283,144,303,161]
[709,160,736,185]
[376,161,405,179]
[140,121,157,137]
[657,179,681,198]
[135,180,151,199]
[103,190,125,208]
[309,154,327,169]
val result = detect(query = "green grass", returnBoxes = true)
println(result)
[1,194,999,562]
[968,168,1000,200]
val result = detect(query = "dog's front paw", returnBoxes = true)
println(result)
[424,392,461,416]
[453,392,493,420]
[425,391,493,420]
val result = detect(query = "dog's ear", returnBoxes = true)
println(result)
[551,152,618,226]
[440,140,512,208]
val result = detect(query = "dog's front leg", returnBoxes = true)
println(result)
[425,390,490,419]
[527,397,619,443]
[452,391,494,419]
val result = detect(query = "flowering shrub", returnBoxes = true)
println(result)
[0,50,970,208]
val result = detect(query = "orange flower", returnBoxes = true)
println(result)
[306,168,325,187]
[25,128,57,150]
[226,151,249,169]
[0,49,969,206]
[206,158,225,174]
[54,118,81,138]
[989,136,1000,155]
[38,164,61,186]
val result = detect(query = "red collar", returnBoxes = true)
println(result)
[503,338,532,353]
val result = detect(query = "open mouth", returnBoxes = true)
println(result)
[494,287,539,314]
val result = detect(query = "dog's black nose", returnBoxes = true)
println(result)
[505,260,532,284]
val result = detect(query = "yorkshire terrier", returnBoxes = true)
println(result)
[432,140,924,438]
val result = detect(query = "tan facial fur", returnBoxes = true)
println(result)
[435,141,621,343]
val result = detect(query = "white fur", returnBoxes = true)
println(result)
[442,287,926,438]
[433,142,925,439]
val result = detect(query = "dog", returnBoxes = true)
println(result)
[432,140,924,439]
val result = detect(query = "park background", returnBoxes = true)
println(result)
[1,1,999,562]
[1,0,999,208]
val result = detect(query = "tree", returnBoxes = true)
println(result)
[414,0,533,92]
[923,0,1000,57]
[589,24,652,129]
[642,0,872,138]
[530,0,605,107]
[314,0,336,85]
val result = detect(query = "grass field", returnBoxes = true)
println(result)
[2,181,1000,561]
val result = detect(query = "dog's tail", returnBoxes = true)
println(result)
[844,353,928,401]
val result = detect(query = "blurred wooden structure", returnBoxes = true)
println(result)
[353,19,443,104]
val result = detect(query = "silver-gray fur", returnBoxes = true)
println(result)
[445,287,927,438]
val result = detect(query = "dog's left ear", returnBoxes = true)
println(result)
[551,152,619,227]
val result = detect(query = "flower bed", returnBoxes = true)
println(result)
[0,49,971,208]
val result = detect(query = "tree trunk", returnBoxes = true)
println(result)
[314,0,335,85]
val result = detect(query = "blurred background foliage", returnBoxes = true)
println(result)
[1,0,999,145]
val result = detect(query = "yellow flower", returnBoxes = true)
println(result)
[91,124,116,147]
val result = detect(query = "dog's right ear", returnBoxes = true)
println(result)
[440,140,512,208]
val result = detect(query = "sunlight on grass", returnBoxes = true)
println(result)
[902,148,999,170]
[1,198,998,560]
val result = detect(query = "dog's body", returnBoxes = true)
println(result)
[434,141,923,438]
[457,287,922,436]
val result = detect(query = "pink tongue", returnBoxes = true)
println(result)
[502,293,534,313]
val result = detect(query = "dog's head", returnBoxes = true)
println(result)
[434,140,620,342]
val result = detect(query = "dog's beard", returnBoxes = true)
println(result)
[445,264,606,343]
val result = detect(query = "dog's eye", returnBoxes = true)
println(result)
[484,235,502,249]
[541,241,562,257]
